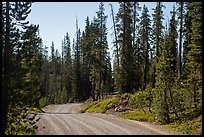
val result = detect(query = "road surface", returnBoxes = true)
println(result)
[35,103,183,135]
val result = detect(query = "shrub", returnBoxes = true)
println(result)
[120,109,156,122]
[39,97,47,108]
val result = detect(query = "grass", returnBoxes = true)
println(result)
[80,93,202,135]
[80,97,119,113]
[162,115,202,135]
[119,109,157,122]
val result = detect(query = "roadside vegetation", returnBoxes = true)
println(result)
[2,2,201,135]
[5,107,40,135]
[80,92,202,135]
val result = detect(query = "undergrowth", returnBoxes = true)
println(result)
[80,93,202,135]
[5,107,40,135]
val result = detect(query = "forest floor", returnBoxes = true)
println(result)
[35,103,183,135]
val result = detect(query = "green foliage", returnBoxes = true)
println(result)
[5,120,35,135]
[5,107,40,135]
[120,109,156,122]
[80,97,119,113]
[162,115,202,135]
[39,97,48,108]
[116,2,136,93]
[80,90,201,135]
[130,90,146,109]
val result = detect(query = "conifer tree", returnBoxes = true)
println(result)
[177,2,184,79]
[2,2,33,134]
[63,33,73,102]
[116,2,135,93]
[138,5,151,90]
[185,2,202,110]
[151,2,165,88]
[154,34,171,124]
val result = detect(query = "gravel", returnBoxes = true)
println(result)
[35,103,183,135]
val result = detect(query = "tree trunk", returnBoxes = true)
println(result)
[2,2,10,135]
[178,2,183,79]
[163,83,170,124]
[110,4,119,67]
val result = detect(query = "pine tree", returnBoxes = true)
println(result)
[185,2,202,110]
[132,2,141,91]
[80,17,92,100]
[20,24,43,108]
[116,2,135,93]
[63,33,73,102]
[151,2,165,88]
[138,5,151,90]
[110,4,121,93]
[167,5,179,119]
[72,18,82,102]
[154,34,171,124]
[182,2,191,78]
[95,2,110,99]
[41,45,50,97]
[2,2,33,134]
[177,2,184,79]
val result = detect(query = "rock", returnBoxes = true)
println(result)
[33,125,38,129]
[36,117,40,122]
[115,107,122,112]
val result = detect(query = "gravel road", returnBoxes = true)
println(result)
[35,103,183,135]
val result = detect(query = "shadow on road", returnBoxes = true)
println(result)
[37,112,80,115]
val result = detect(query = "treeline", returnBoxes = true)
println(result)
[2,2,45,134]
[111,2,202,124]
[2,2,112,134]
[1,2,202,135]
[40,2,112,105]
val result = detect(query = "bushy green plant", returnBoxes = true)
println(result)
[5,107,40,135]
[39,97,47,108]
[162,115,202,135]
[120,109,156,122]
[80,97,118,113]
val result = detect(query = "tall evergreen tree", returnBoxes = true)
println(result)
[80,17,92,100]
[138,5,151,90]
[20,24,43,108]
[2,2,33,134]
[116,2,135,93]
[154,34,171,124]
[151,2,165,88]
[63,33,73,102]
[72,18,82,102]
[177,2,184,79]
[185,2,202,110]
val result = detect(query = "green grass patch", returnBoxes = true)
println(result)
[120,109,156,122]
[79,92,202,135]
[80,97,119,113]
[162,115,202,135]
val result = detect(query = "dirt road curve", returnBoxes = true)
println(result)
[35,103,183,135]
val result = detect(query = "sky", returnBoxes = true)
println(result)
[26,2,176,62]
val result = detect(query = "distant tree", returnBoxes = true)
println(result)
[63,33,73,102]
[72,18,82,102]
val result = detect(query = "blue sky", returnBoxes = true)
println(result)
[27,2,176,60]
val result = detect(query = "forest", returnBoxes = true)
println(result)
[1,2,202,135]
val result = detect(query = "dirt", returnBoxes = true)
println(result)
[35,103,183,135]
